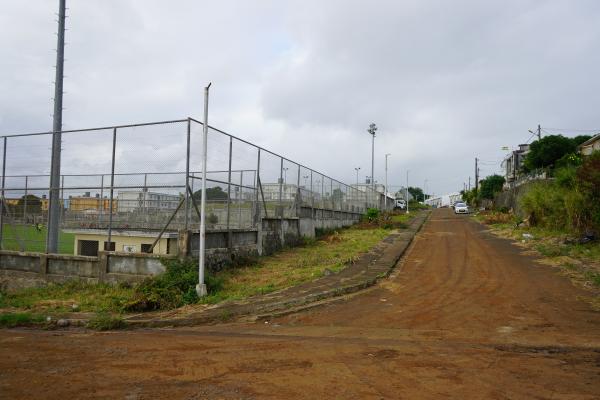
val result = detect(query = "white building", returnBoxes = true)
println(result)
[425,192,462,208]
[260,183,321,202]
[117,190,180,212]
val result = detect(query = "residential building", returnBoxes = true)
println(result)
[501,144,530,183]
[578,134,600,156]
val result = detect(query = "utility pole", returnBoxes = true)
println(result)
[367,123,377,193]
[537,124,542,141]
[46,0,66,254]
[385,154,390,209]
[468,176,471,191]
[354,167,361,185]
[475,158,479,193]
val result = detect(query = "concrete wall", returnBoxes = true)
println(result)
[0,250,173,290]
[1,205,364,289]
[494,181,537,217]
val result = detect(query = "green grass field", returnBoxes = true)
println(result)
[1,224,74,254]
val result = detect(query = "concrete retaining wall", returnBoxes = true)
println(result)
[494,181,538,217]
[1,206,364,289]
[0,250,173,290]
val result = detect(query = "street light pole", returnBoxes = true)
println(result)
[367,124,377,193]
[406,169,410,214]
[354,167,361,185]
[385,154,391,210]
[196,82,211,298]
[283,167,289,184]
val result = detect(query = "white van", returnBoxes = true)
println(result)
[394,199,406,210]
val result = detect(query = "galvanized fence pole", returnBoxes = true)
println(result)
[254,148,261,225]
[99,175,104,226]
[107,128,117,249]
[23,175,28,220]
[238,170,243,228]
[278,158,283,218]
[184,118,191,230]
[226,136,232,248]
[310,171,314,218]
[296,165,300,218]
[0,137,6,249]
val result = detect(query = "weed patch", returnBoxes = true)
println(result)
[87,313,125,331]
[0,312,45,328]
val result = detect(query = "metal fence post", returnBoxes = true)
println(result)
[254,148,261,225]
[278,158,283,217]
[0,137,6,249]
[107,128,117,249]
[310,170,314,218]
[99,175,104,226]
[226,136,232,248]
[296,166,301,218]
[238,170,243,229]
[23,175,28,221]
[184,118,191,230]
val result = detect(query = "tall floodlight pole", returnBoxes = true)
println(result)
[385,154,391,209]
[406,169,410,214]
[367,123,377,193]
[197,82,211,298]
[354,167,361,185]
[46,0,66,253]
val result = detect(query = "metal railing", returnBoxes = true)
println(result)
[0,118,389,254]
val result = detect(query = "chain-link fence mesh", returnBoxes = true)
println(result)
[0,118,389,256]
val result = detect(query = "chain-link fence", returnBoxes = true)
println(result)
[0,118,389,256]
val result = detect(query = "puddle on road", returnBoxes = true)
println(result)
[497,326,515,334]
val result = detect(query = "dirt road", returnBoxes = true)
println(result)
[1,209,599,399]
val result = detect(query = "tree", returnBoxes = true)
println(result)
[193,186,228,201]
[478,175,505,200]
[407,187,424,202]
[331,188,344,202]
[523,135,590,171]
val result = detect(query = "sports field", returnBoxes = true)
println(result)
[0,224,74,254]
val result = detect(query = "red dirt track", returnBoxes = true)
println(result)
[1,208,599,399]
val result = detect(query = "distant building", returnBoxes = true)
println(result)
[501,144,530,183]
[394,187,414,202]
[117,190,180,212]
[578,134,600,156]
[259,183,320,201]
[425,192,461,208]
[68,193,116,212]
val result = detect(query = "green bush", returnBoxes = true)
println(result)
[365,208,380,221]
[124,258,222,312]
[520,152,600,233]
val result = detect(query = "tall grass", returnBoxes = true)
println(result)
[520,152,600,234]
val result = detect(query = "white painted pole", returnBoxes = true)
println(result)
[196,82,211,297]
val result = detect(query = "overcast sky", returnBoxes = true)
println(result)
[1,0,600,195]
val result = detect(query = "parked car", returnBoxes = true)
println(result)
[454,202,469,214]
